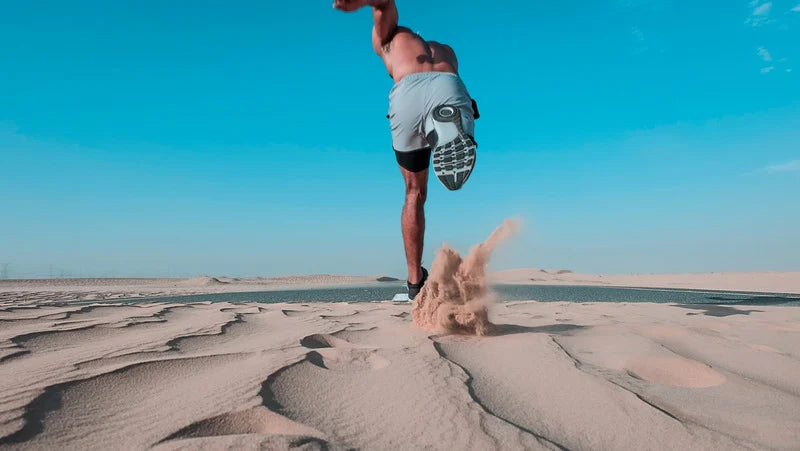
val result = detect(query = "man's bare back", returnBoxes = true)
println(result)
[333,0,458,82]
[379,27,458,82]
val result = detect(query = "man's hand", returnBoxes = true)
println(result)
[332,0,370,12]
[333,0,390,12]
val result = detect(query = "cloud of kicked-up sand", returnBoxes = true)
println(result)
[412,219,520,336]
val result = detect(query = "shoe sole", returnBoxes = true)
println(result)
[431,105,477,191]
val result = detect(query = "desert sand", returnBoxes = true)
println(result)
[2,269,797,309]
[0,275,397,306]
[2,242,800,451]
[491,269,800,294]
[1,297,799,450]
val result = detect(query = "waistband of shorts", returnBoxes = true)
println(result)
[390,71,461,93]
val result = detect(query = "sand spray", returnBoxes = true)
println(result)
[412,219,520,335]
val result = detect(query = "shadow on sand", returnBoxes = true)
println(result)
[673,304,763,317]
[493,323,587,336]
[703,295,799,306]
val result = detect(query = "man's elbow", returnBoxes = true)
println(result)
[368,0,392,9]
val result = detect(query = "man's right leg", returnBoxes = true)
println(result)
[398,162,429,285]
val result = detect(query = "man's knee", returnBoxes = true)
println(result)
[405,182,427,205]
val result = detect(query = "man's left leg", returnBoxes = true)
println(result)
[390,82,432,296]
[399,165,428,286]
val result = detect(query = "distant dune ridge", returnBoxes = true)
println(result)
[1,269,798,306]
[178,276,230,286]
[490,269,800,294]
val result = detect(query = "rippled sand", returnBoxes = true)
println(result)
[1,299,799,450]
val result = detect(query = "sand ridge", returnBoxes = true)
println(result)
[1,300,799,449]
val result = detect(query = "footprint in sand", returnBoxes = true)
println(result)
[299,334,390,372]
[300,334,356,349]
[280,309,306,318]
[319,310,360,319]
[625,357,726,388]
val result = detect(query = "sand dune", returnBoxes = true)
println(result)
[1,300,799,449]
[177,276,230,286]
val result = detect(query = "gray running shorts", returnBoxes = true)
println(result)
[388,72,475,153]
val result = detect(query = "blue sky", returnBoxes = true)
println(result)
[1,0,799,278]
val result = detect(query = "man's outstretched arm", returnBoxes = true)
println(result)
[368,0,398,55]
[333,0,398,55]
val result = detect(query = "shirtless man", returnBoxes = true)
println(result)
[333,0,478,299]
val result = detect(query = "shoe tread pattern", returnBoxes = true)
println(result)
[431,109,477,191]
